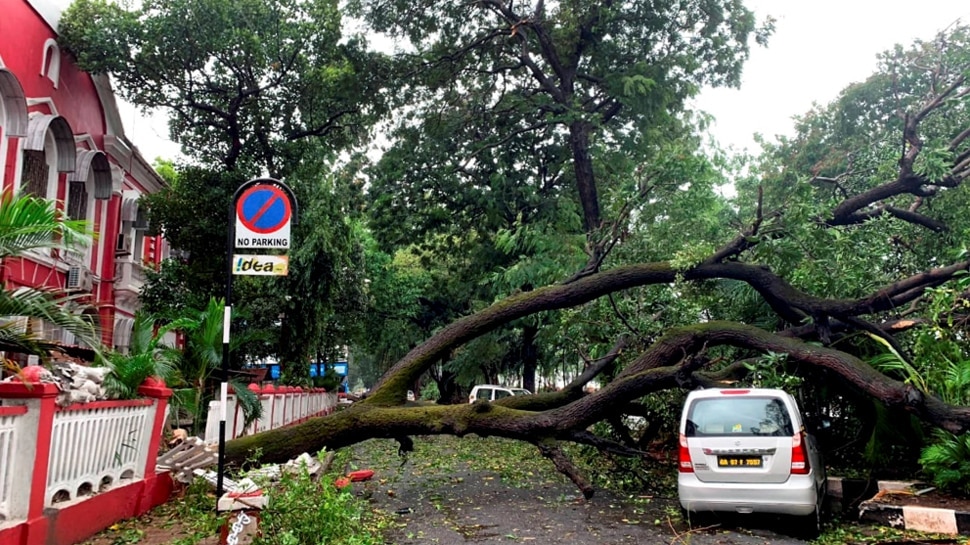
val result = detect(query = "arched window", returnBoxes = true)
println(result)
[68,150,111,221]
[113,316,134,354]
[22,114,75,198]
[0,69,28,189]
[40,39,60,88]
[0,69,28,136]
[120,192,146,261]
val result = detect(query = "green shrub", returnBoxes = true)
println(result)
[919,430,970,495]
[419,381,439,401]
[255,468,384,545]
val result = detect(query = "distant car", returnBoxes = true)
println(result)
[677,388,826,537]
[468,384,532,403]
[406,390,415,401]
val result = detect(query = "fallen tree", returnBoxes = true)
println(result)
[223,19,970,495]
[225,269,970,494]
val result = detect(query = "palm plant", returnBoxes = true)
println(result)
[98,312,187,399]
[920,430,970,494]
[170,297,261,434]
[869,324,970,492]
[0,189,91,256]
[0,190,100,358]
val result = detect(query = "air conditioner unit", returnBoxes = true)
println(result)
[66,265,93,292]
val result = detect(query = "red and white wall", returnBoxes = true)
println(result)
[0,0,170,354]
[0,379,175,545]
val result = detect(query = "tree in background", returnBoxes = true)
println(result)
[60,0,385,375]
[356,0,766,394]
[59,0,387,177]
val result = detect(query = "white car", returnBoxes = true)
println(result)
[677,388,826,536]
[468,384,531,403]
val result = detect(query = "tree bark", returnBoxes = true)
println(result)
[521,323,538,393]
[569,120,601,233]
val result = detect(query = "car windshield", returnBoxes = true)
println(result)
[510,388,531,396]
[685,396,793,437]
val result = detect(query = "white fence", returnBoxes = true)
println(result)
[203,385,336,445]
[46,400,156,504]
[0,380,170,531]
[0,406,26,521]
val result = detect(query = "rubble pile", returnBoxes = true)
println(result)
[1,363,113,406]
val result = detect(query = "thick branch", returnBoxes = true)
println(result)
[226,322,970,472]
[535,441,594,499]
[367,258,970,402]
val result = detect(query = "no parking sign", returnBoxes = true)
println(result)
[234,181,295,249]
[218,177,298,502]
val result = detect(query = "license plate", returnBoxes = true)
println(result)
[717,455,763,468]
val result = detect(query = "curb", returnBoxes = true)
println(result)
[856,481,970,536]
[826,477,876,514]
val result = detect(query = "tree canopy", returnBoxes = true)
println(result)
[60,0,382,371]
[60,0,970,495]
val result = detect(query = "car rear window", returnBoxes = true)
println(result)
[685,396,794,437]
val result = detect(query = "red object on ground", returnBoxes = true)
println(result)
[334,477,351,489]
[347,469,374,482]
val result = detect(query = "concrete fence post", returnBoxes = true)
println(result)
[0,381,59,543]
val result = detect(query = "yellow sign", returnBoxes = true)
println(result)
[232,255,288,276]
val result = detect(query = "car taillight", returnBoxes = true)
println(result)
[719,389,751,395]
[791,431,810,474]
[678,433,694,473]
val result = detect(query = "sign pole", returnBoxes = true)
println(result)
[217,186,237,502]
[217,178,298,508]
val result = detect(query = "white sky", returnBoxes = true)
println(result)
[117,1,970,162]
[695,0,970,153]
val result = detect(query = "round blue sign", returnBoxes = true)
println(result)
[236,185,291,234]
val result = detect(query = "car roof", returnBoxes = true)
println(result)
[685,388,794,400]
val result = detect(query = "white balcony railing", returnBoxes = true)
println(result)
[203,386,336,445]
[117,261,147,292]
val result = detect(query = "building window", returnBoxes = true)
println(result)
[41,39,60,88]
[21,149,49,197]
[67,181,88,220]
[24,114,75,196]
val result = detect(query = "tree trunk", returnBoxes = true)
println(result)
[435,367,465,405]
[522,323,538,393]
[224,257,970,497]
[569,120,600,233]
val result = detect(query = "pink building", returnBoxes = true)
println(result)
[0,0,169,355]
